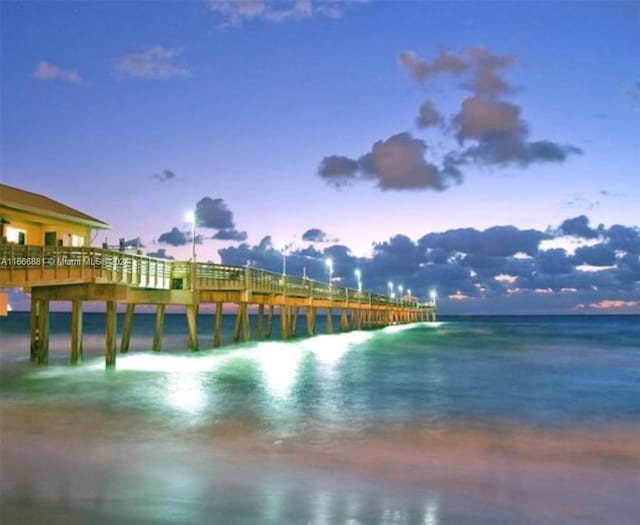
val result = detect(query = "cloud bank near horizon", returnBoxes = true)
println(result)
[6,215,638,314]
[216,215,639,314]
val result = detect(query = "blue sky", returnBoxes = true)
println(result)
[2,1,639,313]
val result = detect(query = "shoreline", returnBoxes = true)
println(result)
[2,406,639,524]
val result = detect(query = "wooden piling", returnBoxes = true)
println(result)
[290,306,299,338]
[37,299,50,364]
[70,299,83,364]
[257,303,264,339]
[105,301,117,367]
[306,306,316,336]
[280,305,289,340]
[120,303,134,353]
[186,304,199,351]
[326,308,333,334]
[266,304,274,338]
[233,303,242,343]
[241,303,250,342]
[340,308,348,331]
[153,304,165,351]
[214,301,223,347]
[30,299,39,362]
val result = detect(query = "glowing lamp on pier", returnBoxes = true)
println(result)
[280,244,289,275]
[184,211,196,262]
[325,258,333,284]
[388,281,393,298]
[355,268,362,293]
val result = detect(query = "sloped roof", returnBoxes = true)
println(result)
[0,183,110,229]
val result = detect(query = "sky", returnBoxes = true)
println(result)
[2,0,639,314]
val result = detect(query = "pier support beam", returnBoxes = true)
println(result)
[37,299,50,364]
[326,308,333,334]
[30,299,40,362]
[70,300,83,364]
[105,301,117,367]
[120,303,134,353]
[257,304,264,339]
[213,301,223,348]
[186,304,199,351]
[354,308,361,330]
[266,304,274,338]
[242,303,250,342]
[233,303,251,343]
[153,304,165,351]
[280,305,289,340]
[233,303,242,342]
[340,309,348,332]
[232,303,251,343]
[290,306,299,338]
[31,299,50,364]
[306,306,316,336]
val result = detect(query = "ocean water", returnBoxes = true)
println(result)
[1,313,639,524]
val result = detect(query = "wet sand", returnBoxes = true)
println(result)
[2,406,639,524]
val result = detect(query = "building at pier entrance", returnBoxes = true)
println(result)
[0,183,110,247]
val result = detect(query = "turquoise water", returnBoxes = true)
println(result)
[1,313,639,524]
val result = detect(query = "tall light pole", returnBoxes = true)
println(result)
[388,281,393,298]
[185,211,196,291]
[430,289,437,306]
[185,211,196,262]
[398,284,403,301]
[281,245,288,276]
[326,258,333,284]
[408,288,412,306]
[355,268,362,294]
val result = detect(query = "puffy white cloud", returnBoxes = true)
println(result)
[33,61,82,83]
[115,46,189,79]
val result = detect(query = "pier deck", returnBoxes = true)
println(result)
[1,244,436,366]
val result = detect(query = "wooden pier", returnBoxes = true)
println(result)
[1,244,436,367]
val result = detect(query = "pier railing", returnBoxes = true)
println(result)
[0,244,172,289]
[1,243,431,309]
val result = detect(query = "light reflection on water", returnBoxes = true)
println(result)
[23,328,380,427]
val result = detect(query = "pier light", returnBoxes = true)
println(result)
[388,281,393,298]
[184,211,196,262]
[430,289,437,305]
[398,284,403,296]
[355,268,362,293]
[281,244,288,275]
[325,258,333,284]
